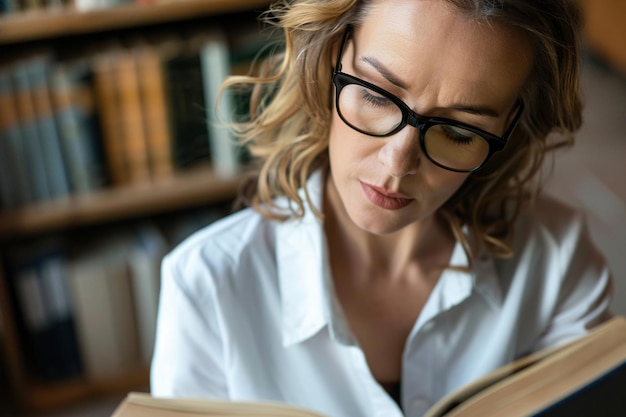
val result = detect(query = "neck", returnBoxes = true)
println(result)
[323,176,455,282]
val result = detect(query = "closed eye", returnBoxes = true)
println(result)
[441,125,476,144]
[359,87,394,108]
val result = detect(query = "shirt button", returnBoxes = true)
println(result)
[410,396,431,415]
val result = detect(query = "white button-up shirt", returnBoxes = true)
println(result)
[151,170,613,417]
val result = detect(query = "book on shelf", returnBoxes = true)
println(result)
[67,235,141,380]
[50,58,107,194]
[112,316,626,417]
[127,223,168,365]
[6,242,83,381]
[27,55,72,199]
[0,67,32,208]
[0,26,270,208]
[114,49,152,185]
[1,54,108,208]
[92,51,129,186]
[91,43,191,187]
[198,30,240,178]
[163,39,213,171]
[135,46,175,180]
[11,58,52,202]
[36,245,83,378]
[0,69,23,210]
[156,28,256,177]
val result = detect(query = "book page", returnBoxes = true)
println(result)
[112,392,330,417]
[425,316,626,417]
[424,317,626,417]
[423,343,565,417]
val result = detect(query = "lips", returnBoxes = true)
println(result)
[360,181,414,210]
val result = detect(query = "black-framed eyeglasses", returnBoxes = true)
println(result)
[331,28,524,173]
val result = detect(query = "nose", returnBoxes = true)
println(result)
[378,127,421,178]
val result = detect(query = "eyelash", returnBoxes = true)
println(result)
[360,88,392,108]
[441,125,475,144]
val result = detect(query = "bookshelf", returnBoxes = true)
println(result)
[0,165,243,238]
[0,0,271,413]
[0,0,271,44]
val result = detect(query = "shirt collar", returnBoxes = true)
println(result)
[276,170,331,347]
[435,242,503,313]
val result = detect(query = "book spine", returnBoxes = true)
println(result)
[38,248,83,379]
[128,224,167,364]
[9,246,82,381]
[11,60,52,202]
[50,61,106,194]
[164,52,211,170]
[92,52,129,186]
[0,69,33,206]
[136,47,174,180]
[68,256,122,379]
[106,246,141,369]
[67,237,141,379]
[115,51,151,184]
[0,129,15,209]
[0,70,22,209]
[27,56,72,200]
[199,31,240,178]
[13,263,55,378]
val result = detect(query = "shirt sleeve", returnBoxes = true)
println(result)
[532,212,614,351]
[150,252,228,398]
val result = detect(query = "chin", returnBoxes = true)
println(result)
[349,207,417,236]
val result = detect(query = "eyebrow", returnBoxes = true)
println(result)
[361,56,408,89]
[360,56,501,118]
[449,104,501,118]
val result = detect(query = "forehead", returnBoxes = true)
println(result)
[354,0,534,111]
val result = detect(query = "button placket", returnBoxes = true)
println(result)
[402,319,436,417]
[345,345,405,417]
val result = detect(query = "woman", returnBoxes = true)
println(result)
[151,1,613,416]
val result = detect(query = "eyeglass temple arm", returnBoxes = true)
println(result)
[334,27,353,74]
[503,101,525,140]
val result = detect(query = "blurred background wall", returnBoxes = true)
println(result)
[546,0,626,316]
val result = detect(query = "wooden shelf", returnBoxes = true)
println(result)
[0,165,244,239]
[0,0,271,45]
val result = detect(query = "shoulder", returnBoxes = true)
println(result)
[493,193,606,299]
[172,207,268,255]
[502,194,613,349]
[497,193,610,313]
[162,207,278,293]
[511,193,588,254]
[162,170,326,299]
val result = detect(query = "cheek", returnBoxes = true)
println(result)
[329,112,381,171]
[329,114,362,171]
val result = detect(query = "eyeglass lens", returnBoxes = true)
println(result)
[337,82,491,172]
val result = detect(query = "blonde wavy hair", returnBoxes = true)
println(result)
[223,0,584,262]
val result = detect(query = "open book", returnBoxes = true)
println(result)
[112,315,626,417]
